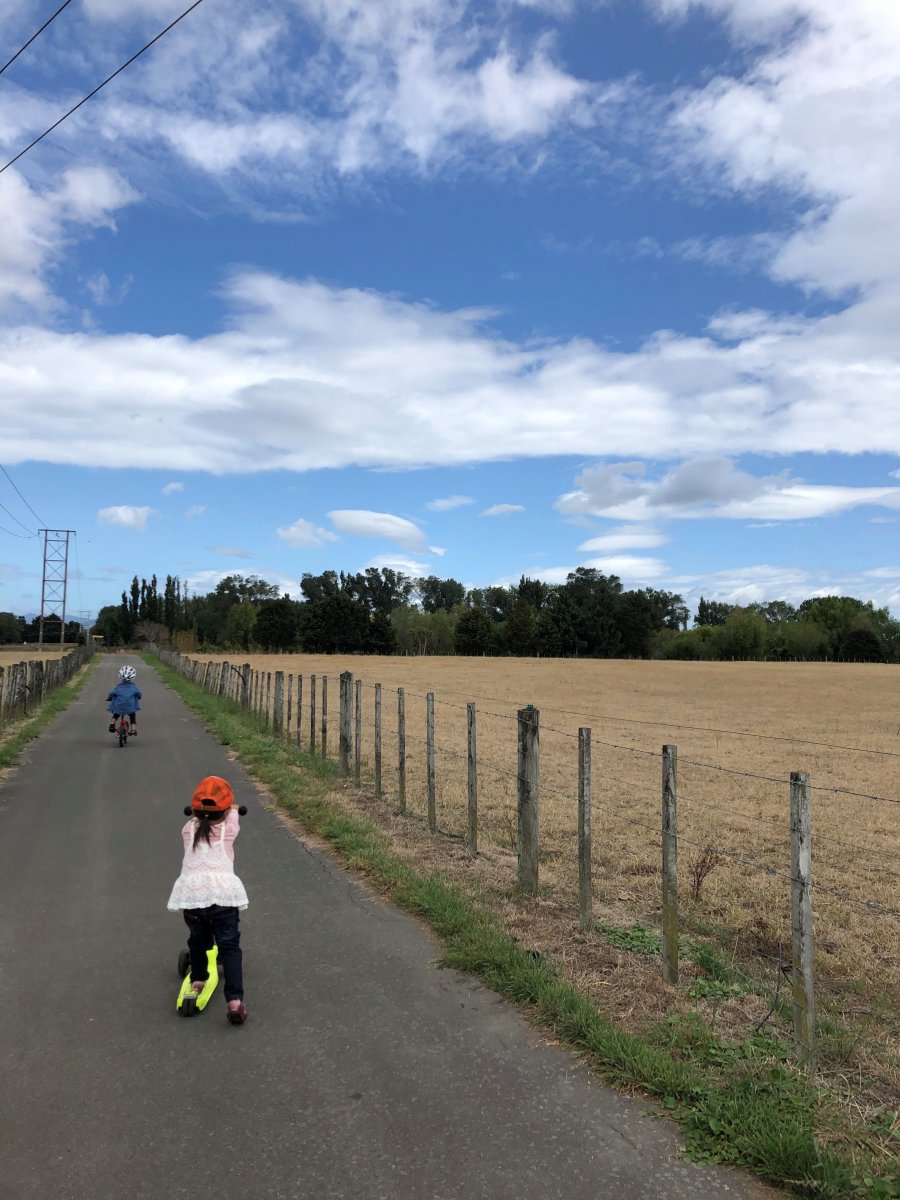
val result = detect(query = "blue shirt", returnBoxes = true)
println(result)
[107,681,142,715]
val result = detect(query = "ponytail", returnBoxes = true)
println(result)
[192,810,226,849]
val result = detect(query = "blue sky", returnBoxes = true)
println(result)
[2,0,899,621]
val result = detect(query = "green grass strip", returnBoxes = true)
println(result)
[0,654,100,769]
[148,655,887,1200]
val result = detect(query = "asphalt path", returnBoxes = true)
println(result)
[0,659,771,1200]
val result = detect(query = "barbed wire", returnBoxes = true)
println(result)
[342,674,900,760]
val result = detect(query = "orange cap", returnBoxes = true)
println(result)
[190,775,234,813]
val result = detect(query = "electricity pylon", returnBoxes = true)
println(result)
[37,530,75,649]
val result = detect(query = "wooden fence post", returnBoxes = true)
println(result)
[296,675,303,748]
[321,675,328,758]
[309,674,317,752]
[374,683,382,800]
[241,664,250,709]
[661,744,679,985]
[273,672,284,734]
[354,680,362,783]
[339,672,352,777]
[467,701,477,853]
[578,727,592,930]
[517,706,540,894]
[286,674,293,739]
[426,692,436,832]
[791,771,816,1071]
[265,673,272,729]
[397,688,406,813]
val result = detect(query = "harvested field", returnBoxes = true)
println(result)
[189,652,900,1105]
[0,646,75,663]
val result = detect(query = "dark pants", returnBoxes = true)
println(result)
[183,905,243,1001]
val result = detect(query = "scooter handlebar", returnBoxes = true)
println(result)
[183,804,248,816]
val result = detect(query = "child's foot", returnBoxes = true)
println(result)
[108,722,115,733]
[130,725,137,736]
[227,1000,247,1025]
[190,979,207,994]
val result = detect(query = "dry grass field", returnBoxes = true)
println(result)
[0,646,75,663]
[191,652,899,1100]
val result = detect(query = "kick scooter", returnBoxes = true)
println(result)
[175,803,247,1017]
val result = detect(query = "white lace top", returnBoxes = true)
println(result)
[167,808,249,911]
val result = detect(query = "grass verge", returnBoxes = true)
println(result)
[149,655,898,1200]
[0,655,99,770]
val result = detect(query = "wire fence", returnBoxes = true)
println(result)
[157,650,900,1080]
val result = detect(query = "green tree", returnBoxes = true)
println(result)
[415,576,466,614]
[223,602,257,651]
[695,596,735,626]
[617,591,657,657]
[254,598,301,651]
[454,607,494,656]
[366,610,397,654]
[0,612,24,643]
[838,626,884,662]
[504,598,537,656]
[713,607,766,659]
[300,593,369,653]
[798,595,871,657]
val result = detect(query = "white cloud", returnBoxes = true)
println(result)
[426,494,475,511]
[3,0,620,210]
[557,458,900,522]
[185,505,206,518]
[207,545,253,558]
[578,526,669,552]
[482,503,526,516]
[162,482,184,495]
[364,554,431,576]
[0,167,138,310]
[97,505,154,531]
[582,554,669,580]
[328,509,428,550]
[85,271,133,307]
[276,517,339,547]
[656,0,900,297]
[4,272,899,476]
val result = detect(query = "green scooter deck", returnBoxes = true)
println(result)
[176,947,219,1013]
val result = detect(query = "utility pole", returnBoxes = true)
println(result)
[37,530,75,650]
[77,609,93,645]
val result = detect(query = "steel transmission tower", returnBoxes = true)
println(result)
[38,529,75,649]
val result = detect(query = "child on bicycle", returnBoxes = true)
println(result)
[106,665,142,735]
[167,775,249,1025]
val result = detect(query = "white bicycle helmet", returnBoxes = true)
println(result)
[118,665,137,681]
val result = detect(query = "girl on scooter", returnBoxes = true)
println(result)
[167,775,249,1024]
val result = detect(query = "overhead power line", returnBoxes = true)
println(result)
[0,463,46,526]
[0,0,209,176]
[0,521,36,539]
[0,0,74,78]
[0,496,36,536]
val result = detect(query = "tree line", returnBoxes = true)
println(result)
[85,567,900,663]
[0,613,86,645]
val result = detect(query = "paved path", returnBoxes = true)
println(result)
[0,660,771,1200]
